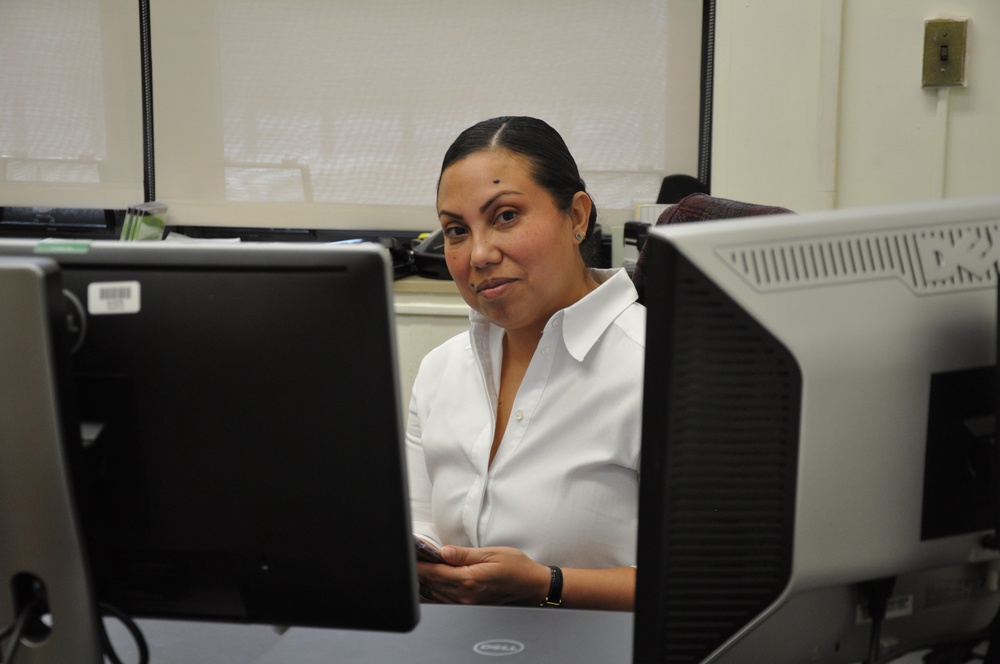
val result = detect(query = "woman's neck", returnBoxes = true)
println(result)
[502,269,601,360]
[503,327,542,366]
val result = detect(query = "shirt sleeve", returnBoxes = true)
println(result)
[405,373,441,547]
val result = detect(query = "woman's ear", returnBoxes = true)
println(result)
[569,191,592,237]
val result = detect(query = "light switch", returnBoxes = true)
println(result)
[923,18,968,87]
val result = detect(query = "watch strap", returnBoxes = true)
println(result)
[541,565,563,607]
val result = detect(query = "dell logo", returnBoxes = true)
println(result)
[473,639,526,656]
[917,228,1000,283]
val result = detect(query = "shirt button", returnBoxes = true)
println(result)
[541,346,550,356]
[515,410,524,421]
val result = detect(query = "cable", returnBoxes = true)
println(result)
[99,603,150,664]
[861,577,896,664]
[138,0,155,202]
[0,618,15,643]
[0,600,148,664]
[930,86,951,199]
[0,595,45,664]
[697,0,716,191]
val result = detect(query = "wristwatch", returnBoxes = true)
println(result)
[541,566,563,607]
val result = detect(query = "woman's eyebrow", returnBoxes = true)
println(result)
[479,190,519,214]
[439,190,522,220]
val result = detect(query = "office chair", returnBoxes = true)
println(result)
[656,174,709,205]
[631,193,793,305]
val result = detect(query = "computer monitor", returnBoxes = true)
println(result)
[0,256,105,663]
[0,240,419,653]
[634,195,1000,663]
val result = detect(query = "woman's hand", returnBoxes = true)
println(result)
[417,545,551,606]
[418,545,637,610]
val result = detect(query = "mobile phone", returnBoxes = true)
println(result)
[414,536,445,563]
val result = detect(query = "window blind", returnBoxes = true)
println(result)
[153,0,680,231]
[0,0,145,209]
[2,0,698,231]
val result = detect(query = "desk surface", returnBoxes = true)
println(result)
[256,604,632,664]
[394,274,459,295]
[102,607,952,664]
[103,606,631,664]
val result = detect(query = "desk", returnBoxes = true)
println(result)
[103,606,631,663]
[103,619,283,664]
[101,605,952,664]
[257,605,632,664]
[102,608,959,664]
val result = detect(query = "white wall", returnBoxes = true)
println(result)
[711,0,1000,212]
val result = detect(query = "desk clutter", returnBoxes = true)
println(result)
[120,202,167,241]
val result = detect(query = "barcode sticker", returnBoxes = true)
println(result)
[88,281,141,315]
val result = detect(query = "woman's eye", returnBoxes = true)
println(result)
[496,210,518,224]
[443,225,467,238]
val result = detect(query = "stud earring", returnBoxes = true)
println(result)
[575,232,584,241]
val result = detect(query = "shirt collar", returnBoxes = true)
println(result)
[558,268,638,362]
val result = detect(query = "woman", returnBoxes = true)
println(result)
[407,116,644,611]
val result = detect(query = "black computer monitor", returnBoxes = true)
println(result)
[634,195,1000,663]
[0,240,419,650]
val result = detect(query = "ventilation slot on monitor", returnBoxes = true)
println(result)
[639,251,802,664]
[719,234,912,289]
[717,224,1000,294]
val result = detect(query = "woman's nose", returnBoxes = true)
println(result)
[470,231,501,269]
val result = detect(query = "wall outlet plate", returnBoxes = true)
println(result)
[923,18,968,87]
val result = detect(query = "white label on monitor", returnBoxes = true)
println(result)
[88,281,141,315]
[855,594,914,624]
[884,594,915,619]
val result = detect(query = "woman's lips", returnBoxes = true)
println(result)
[476,277,516,299]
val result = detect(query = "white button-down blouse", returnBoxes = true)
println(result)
[406,268,645,569]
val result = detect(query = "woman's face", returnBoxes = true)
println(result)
[437,150,592,336]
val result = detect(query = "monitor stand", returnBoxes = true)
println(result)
[0,257,103,664]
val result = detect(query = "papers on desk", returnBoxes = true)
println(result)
[162,232,241,243]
